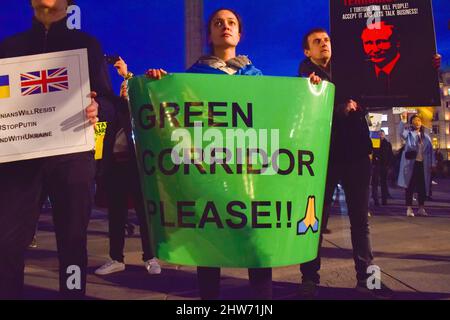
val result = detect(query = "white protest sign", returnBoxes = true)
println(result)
[392,107,419,115]
[0,49,94,163]
[368,113,383,132]
[392,107,408,115]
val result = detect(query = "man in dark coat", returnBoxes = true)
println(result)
[297,28,392,299]
[0,0,114,299]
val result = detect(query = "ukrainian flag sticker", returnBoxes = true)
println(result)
[0,75,10,99]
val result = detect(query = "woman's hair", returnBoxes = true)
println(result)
[409,114,421,124]
[206,8,243,54]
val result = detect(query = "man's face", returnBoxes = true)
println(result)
[380,131,385,140]
[361,23,399,67]
[31,0,67,11]
[209,10,241,50]
[304,32,332,61]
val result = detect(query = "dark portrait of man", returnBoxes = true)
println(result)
[362,21,400,83]
[357,19,440,107]
[360,21,405,98]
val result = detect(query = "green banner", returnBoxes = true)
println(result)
[128,74,335,268]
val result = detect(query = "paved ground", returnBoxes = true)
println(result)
[23,179,450,300]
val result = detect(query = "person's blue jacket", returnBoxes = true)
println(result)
[397,121,434,195]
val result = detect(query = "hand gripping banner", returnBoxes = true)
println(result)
[128,74,335,268]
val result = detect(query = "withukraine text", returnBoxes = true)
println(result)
[0,131,52,143]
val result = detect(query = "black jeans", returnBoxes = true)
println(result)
[300,157,373,284]
[197,267,272,300]
[406,161,426,206]
[0,152,94,299]
[371,164,389,203]
[105,160,153,262]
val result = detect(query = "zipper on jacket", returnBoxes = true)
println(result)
[43,29,48,53]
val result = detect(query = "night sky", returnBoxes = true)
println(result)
[1,0,448,93]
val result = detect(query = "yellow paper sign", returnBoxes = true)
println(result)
[372,138,381,149]
[94,122,107,160]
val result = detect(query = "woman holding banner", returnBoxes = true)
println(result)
[144,8,272,300]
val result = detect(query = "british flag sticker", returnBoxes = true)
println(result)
[20,67,69,96]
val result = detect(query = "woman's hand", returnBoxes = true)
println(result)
[400,111,408,123]
[120,80,128,100]
[145,68,168,80]
[114,57,128,78]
